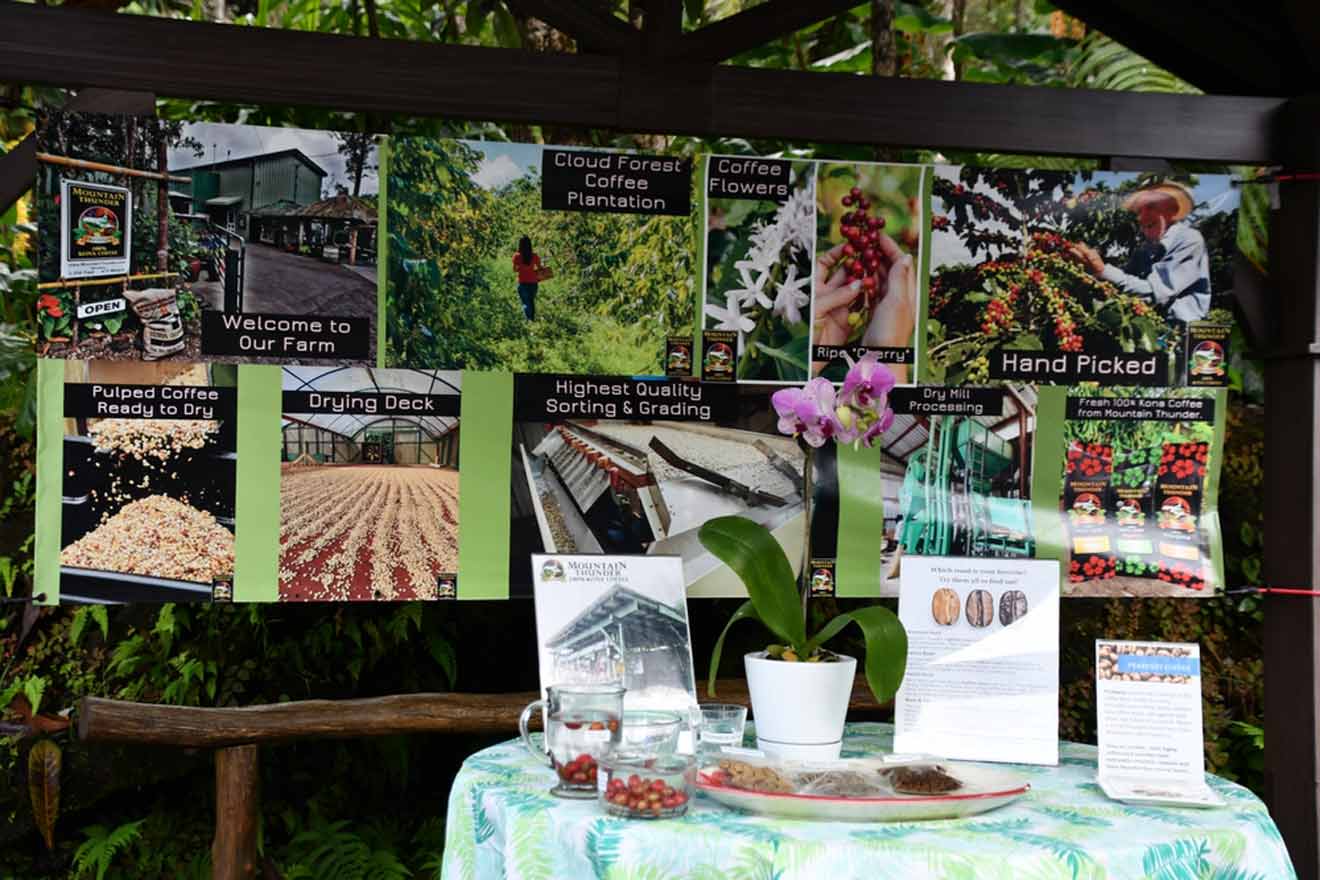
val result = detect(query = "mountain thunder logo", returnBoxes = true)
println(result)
[541,559,566,582]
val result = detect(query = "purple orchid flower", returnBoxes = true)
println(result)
[858,406,896,448]
[772,378,845,447]
[839,352,897,415]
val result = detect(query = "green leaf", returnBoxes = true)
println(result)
[894,2,952,35]
[23,675,47,717]
[707,600,760,698]
[28,739,61,851]
[698,516,805,649]
[804,606,907,703]
[951,32,1075,63]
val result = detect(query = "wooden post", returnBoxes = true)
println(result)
[1264,95,1320,880]
[212,745,260,880]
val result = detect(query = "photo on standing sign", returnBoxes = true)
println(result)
[53,360,237,604]
[1058,387,1225,597]
[875,385,1036,595]
[924,167,1240,387]
[508,376,839,597]
[278,367,460,601]
[386,139,694,375]
[36,111,379,364]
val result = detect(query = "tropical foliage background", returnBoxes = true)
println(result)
[0,0,1270,877]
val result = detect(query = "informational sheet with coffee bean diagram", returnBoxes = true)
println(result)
[1095,640,1224,808]
[895,555,1060,765]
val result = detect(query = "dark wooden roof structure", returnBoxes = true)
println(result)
[2,2,1318,878]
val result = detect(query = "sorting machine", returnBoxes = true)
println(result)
[898,415,1034,558]
[518,420,804,582]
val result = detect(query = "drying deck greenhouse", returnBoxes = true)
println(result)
[278,367,460,601]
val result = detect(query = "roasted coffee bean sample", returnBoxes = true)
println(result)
[887,765,962,794]
[931,588,961,626]
[965,589,994,627]
[999,590,1028,625]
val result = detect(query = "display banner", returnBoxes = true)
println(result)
[386,138,696,377]
[922,167,1240,388]
[32,121,1243,604]
[36,111,380,365]
[700,156,926,386]
[508,374,825,598]
[1039,385,1226,597]
[60,180,131,279]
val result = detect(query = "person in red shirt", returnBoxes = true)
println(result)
[513,236,542,320]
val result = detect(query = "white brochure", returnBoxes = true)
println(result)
[895,556,1060,765]
[1096,640,1224,808]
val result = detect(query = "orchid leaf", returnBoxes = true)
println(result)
[706,600,759,698]
[805,605,907,704]
[698,516,805,649]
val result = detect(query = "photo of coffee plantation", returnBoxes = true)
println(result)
[926,168,1240,385]
[387,138,696,374]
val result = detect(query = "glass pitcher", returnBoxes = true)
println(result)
[519,683,625,798]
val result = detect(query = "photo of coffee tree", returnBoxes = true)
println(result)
[926,168,1239,385]
[702,160,814,382]
[387,138,696,374]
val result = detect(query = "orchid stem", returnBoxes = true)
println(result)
[800,445,814,637]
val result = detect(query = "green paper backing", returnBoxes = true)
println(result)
[835,443,885,597]
[456,370,513,599]
[34,359,63,605]
[233,364,281,602]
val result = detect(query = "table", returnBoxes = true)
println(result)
[441,722,1296,879]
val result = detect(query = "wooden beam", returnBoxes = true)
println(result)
[1263,94,1320,880]
[507,0,639,53]
[212,746,259,880]
[675,0,861,63]
[0,4,1284,163]
[78,680,886,748]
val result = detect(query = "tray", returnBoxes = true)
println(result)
[696,762,1030,822]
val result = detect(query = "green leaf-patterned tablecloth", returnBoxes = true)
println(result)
[441,722,1295,880]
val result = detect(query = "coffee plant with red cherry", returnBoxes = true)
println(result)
[926,167,1189,385]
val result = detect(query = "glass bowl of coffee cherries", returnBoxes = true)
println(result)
[598,752,696,819]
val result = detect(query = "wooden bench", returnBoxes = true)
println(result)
[78,680,886,880]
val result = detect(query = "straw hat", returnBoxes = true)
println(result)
[1122,181,1194,221]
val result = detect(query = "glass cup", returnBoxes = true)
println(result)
[697,703,748,756]
[619,710,684,755]
[519,683,625,798]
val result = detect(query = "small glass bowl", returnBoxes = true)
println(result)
[598,752,696,819]
[619,710,684,754]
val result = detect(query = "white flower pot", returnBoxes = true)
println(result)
[744,651,856,761]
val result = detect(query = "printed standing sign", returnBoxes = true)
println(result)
[894,555,1060,765]
[60,179,131,279]
[529,554,697,738]
[1095,640,1223,807]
